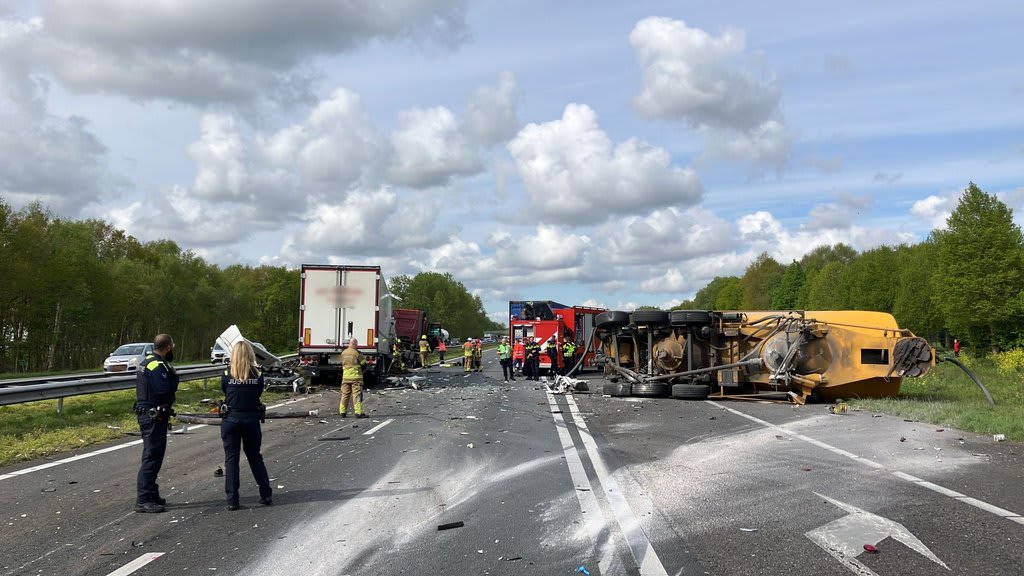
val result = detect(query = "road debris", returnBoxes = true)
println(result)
[900,436,907,442]
[863,544,878,553]
[214,466,224,477]
[993,434,1007,442]
[740,528,758,532]
[576,567,590,575]
[828,402,849,414]
[503,556,522,562]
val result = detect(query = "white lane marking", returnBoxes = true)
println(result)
[565,394,670,576]
[806,493,948,575]
[545,391,614,574]
[707,401,1024,525]
[362,418,394,436]
[0,396,314,482]
[105,552,165,576]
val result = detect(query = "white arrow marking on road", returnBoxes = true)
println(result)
[805,493,949,576]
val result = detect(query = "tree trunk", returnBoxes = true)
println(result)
[46,301,61,372]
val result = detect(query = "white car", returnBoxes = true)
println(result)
[104,342,154,373]
[211,341,268,363]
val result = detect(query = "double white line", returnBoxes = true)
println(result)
[547,390,670,576]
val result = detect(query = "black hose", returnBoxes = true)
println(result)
[939,356,995,405]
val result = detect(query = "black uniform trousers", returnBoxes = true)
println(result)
[136,416,168,504]
[220,416,272,505]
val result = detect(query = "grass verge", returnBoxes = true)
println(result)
[852,357,1024,442]
[0,378,295,468]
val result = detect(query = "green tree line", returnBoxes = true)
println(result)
[0,200,501,374]
[0,201,298,373]
[389,271,504,339]
[671,183,1022,351]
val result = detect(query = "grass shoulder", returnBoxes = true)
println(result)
[0,379,295,468]
[851,356,1024,442]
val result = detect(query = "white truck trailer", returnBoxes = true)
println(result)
[298,264,395,387]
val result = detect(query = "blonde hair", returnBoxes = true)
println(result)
[229,340,257,381]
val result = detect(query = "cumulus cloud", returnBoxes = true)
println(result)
[464,70,521,146]
[281,187,449,260]
[600,206,737,266]
[738,210,914,263]
[805,193,873,230]
[389,106,482,187]
[507,103,701,225]
[186,93,381,207]
[0,111,123,215]
[630,16,792,171]
[18,0,468,105]
[911,194,957,229]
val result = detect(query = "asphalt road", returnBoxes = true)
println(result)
[1,355,1022,575]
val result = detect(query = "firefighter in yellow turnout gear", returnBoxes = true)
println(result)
[463,340,474,372]
[419,335,429,368]
[338,338,368,418]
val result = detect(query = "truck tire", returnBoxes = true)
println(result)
[602,382,632,397]
[669,310,712,325]
[631,310,669,326]
[631,382,670,397]
[671,384,710,399]
[595,310,630,330]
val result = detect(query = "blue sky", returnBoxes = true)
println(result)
[1,1,1022,323]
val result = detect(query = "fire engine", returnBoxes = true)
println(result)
[508,300,606,374]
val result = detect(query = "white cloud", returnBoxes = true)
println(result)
[389,106,482,187]
[507,103,701,225]
[464,71,521,147]
[738,210,914,263]
[630,16,793,171]
[911,194,957,229]
[283,187,448,259]
[600,206,737,265]
[19,0,468,105]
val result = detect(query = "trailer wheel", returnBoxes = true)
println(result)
[631,382,670,397]
[671,384,710,399]
[630,310,669,326]
[602,382,632,397]
[595,310,630,330]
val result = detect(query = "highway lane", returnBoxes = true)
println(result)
[2,354,1022,575]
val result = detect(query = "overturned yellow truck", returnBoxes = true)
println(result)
[593,309,935,403]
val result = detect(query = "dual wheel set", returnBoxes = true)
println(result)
[601,381,711,400]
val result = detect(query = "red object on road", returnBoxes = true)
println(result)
[863,544,878,553]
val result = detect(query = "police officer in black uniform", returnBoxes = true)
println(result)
[134,333,179,513]
[220,340,273,510]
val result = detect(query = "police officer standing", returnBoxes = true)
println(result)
[220,340,273,510]
[134,333,179,513]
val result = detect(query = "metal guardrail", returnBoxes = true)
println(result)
[0,354,299,412]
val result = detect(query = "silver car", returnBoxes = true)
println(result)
[103,342,154,373]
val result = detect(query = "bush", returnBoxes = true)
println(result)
[994,348,1024,375]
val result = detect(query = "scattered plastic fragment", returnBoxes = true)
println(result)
[863,544,878,553]
[993,434,1006,442]
[503,556,522,562]
[577,567,590,575]
[899,436,906,442]
[467,443,474,448]
[740,528,758,532]
[872,414,882,418]
[828,402,849,415]
[131,540,145,547]
[41,488,56,493]
[214,467,224,477]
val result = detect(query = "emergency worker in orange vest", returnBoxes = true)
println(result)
[512,338,525,375]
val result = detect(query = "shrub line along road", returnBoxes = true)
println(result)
[1,354,1022,575]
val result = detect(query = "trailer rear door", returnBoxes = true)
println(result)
[301,266,380,351]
